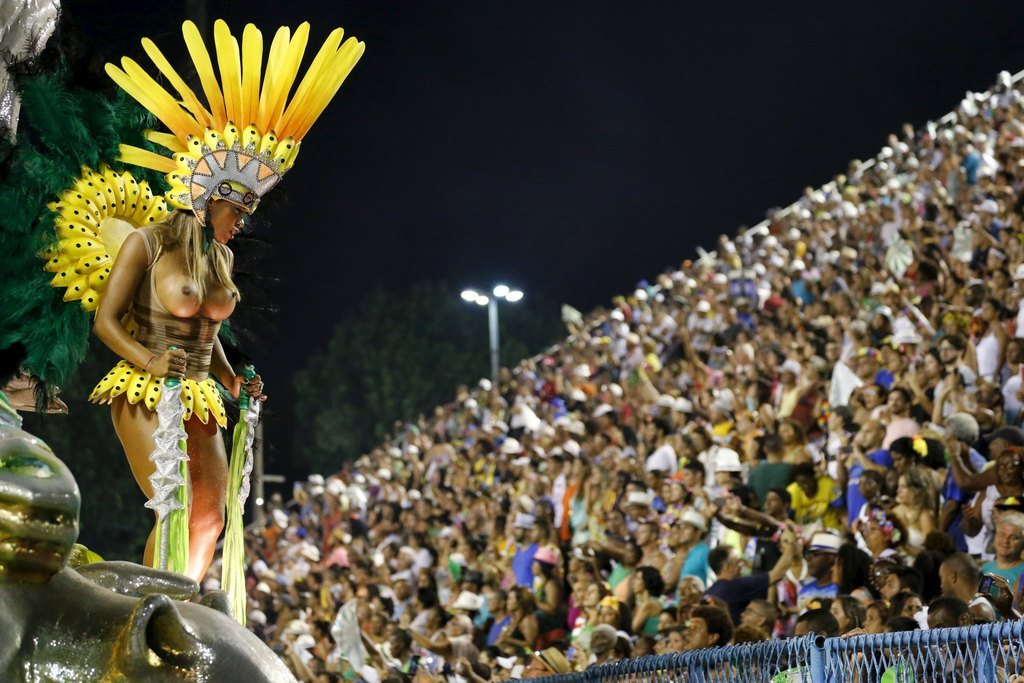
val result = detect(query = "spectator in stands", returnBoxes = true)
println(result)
[238,75,1024,679]
[981,513,1024,586]
[493,587,538,651]
[941,413,986,551]
[959,446,1024,558]
[837,419,891,524]
[746,435,792,509]
[876,564,923,603]
[829,596,866,635]
[705,527,799,623]
[863,601,889,635]
[857,508,907,561]
[939,552,997,623]
[661,509,709,593]
[882,387,921,449]
[892,464,938,554]
[926,596,973,630]
[630,566,666,637]
[834,543,874,603]
[408,614,479,662]
[795,532,841,612]
[739,599,779,636]
[787,463,842,536]
[682,605,734,651]
[889,590,925,620]
[793,608,840,638]
[587,624,620,665]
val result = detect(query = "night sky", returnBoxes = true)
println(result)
[65,0,1024,460]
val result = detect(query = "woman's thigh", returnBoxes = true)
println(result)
[111,397,160,498]
[184,416,227,509]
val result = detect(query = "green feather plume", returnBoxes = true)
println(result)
[0,65,168,396]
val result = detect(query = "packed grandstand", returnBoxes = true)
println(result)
[226,70,1024,681]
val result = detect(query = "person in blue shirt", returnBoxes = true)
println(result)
[839,419,893,523]
[789,263,814,307]
[796,532,841,613]
[941,413,988,551]
[510,513,539,587]
[961,144,981,186]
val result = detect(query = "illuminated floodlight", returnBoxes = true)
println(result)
[493,284,510,298]
[461,289,479,302]
[506,290,524,302]
[475,295,490,306]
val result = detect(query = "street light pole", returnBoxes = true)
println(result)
[461,285,523,385]
[488,298,499,383]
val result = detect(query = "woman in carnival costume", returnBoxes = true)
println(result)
[44,19,364,580]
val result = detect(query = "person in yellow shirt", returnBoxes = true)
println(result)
[787,462,843,536]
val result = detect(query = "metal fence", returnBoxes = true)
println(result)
[527,621,1024,683]
[824,621,1024,683]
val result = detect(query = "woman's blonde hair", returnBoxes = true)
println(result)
[150,209,240,302]
[901,466,937,512]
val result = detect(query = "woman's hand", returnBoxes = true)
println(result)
[148,348,188,378]
[230,373,267,401]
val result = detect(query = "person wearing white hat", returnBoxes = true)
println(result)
[451,590,484,613]
[776,359,804,419]
[662,508,711,593]
[500,437,522,455]
[795,531,841,613]
[271,508,289,530]
[713,448,742,478]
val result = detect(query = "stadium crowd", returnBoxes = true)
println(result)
[225,72,1024,681]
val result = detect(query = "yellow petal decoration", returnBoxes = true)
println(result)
[43,166,171,312]
[90,360,226,427]
[104,19,364,220]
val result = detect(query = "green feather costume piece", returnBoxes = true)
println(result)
[0,68,168,398]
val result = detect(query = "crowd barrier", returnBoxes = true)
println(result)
[526,621,1024,683]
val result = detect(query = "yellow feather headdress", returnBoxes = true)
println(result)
[105,19,364,225]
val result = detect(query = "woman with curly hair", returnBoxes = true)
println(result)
[630,566,666,636]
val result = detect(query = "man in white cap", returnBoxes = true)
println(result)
[661,509,710,593]
[795,531,841,613]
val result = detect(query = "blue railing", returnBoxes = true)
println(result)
[528,621,1024,682]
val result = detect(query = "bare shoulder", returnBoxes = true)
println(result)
[114,230,151,270]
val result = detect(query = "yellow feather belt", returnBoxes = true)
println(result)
[90,359,227,428]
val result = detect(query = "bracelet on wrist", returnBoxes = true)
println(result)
[144,353,157,372]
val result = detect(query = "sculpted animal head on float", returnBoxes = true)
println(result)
[0,405,79,584]
[0,398,295,682]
